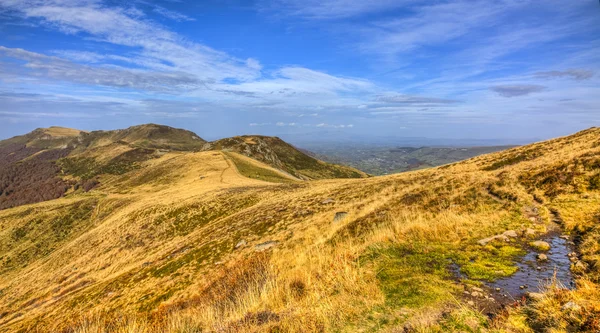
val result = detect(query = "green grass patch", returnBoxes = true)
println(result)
[456,244,524,281]
[368,243,459,309]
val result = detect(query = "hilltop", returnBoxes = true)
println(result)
[0,126,599,332]
[0,124,366,210]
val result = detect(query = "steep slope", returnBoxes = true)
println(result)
[209,135,368,180]
[1,127,599,333]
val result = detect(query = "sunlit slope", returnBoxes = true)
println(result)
[0,128,599,332]
[210,135,369,180]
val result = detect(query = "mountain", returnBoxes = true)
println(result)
[0,124,366,211]
[0,127,599,333]
[209,135,367,180]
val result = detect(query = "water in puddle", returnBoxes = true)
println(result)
[489,234,575,301]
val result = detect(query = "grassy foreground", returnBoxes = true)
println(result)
[1,129,600,332]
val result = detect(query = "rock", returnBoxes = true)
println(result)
[477,234,509,246]
[572,260,587,273]
[471,291,483,298]
[519,285,525,290]
[495,288,501,292]
[530,240,551,252]
[235,240,247,249]
[529,217,537,222]
[527,292,544,301]
[524,228,537,238]
[333,212,348,222]
[562,301,581,312]
[568,252,577,258]
[537,253,548,261]
[471,287,484,293]
[321,198,335,204]
[503,230,518,238]
[560,235,570,240]
[255,241,278,252]
[467,300,475,306]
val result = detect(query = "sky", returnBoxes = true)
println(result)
[0,0,599,144]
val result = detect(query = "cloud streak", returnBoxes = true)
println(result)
[490,85,546,98]
[534,69,594,81]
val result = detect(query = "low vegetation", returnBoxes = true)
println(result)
[0,126,599,332]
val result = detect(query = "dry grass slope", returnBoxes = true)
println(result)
[0,128,599,332]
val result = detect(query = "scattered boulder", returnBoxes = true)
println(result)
[503,230,518,238]
[536,253,548,261]
[255,241,278,252]
[235,240,247,249]
[333,212,348,222]
[530,240,551,252]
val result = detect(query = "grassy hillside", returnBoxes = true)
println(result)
[0,128,599,332]
[210,135,368,180]
[0,125,362,211]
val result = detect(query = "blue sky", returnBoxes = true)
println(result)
[0,0,599,143]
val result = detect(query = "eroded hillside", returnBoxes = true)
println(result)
[0,127,599,332]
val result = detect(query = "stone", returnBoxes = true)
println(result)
[503,230,518,238]
[530,240,551,252]
[529,217,537,222]
[519,285,525,290]
[235,240,247,249]
[560,235,570,240]
[495,288,501,292]
[471,287,484,293]
[537,253,548,261]
[572,261,587,273]
[477,234,509,246]
[467,301,475,306]
[322,198,335,204]
[255,240,278,252]
[524,228,537,238]
[333,212,348,222]
[471,291,483,298]
[527,292,544,301]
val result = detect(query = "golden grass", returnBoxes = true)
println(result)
[1,128,600,332]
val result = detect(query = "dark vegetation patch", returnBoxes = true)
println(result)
[0,145,72,210]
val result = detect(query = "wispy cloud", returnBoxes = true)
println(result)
[375,94,459,105]
[260,0,415,19]
[153,5,195,22]
[534,69,594,81]
[490,85,546,98]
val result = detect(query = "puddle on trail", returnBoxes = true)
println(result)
[489,233,575,301]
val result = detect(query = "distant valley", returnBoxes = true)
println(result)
[305,144,516,175]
